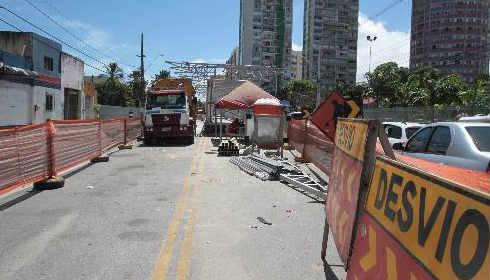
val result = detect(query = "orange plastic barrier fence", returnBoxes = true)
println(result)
[0,124,50,195]
[288,119,334,176]
[0,118,141,195]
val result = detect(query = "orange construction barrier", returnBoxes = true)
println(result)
[0,117,142,196]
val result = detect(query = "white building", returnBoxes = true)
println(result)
[303,0,359,94]
[239,0,293,89]
[290,50,303,80]
[61,52,86,120]
[0,32,63,127]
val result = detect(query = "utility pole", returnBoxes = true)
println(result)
[137,33,146,107]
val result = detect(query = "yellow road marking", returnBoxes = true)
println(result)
[176,140,207,280]
[151,140,204,280]
[176,208,196,280]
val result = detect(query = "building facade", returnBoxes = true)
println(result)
[61,52,85,120]
[290,50,303,80]
[303,0,359,95]
[0,32,62,127]
[239,0,293,86]
[410,0,490,82]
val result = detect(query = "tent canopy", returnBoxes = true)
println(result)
[215,81,278,110]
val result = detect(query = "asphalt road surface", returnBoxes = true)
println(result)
[0,138,346,280]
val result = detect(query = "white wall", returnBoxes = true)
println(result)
[0,80,33,126]
[32,85,63,124]
[61,53,85,119]
[0,80,63,126]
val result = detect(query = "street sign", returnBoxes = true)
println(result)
[348,156,490,280]
[325,119,377,267]
[310,91,363,141]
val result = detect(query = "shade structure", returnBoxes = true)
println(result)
[215,81,278,110]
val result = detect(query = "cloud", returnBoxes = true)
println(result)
[292,42,303,51]
[57,18,136,75]
[357,13,410,82]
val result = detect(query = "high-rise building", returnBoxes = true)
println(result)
[303,0,359,95]
[239,0,292,70]
[290,50,303,80]
[410,0,490,82]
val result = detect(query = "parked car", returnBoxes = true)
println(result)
[383,122,423,146]
[393,122,490,172]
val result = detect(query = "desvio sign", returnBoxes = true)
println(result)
[326,119,375,266]
[350,156,489,279]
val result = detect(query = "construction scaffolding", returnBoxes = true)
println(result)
[165,61,287,100]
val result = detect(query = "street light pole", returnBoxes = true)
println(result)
[316,48,322,108]
[367,35,377,73]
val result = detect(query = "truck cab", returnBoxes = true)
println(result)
[144,89,194,145]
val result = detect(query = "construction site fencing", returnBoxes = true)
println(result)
[287,119,334,176]
[0,118,142,195]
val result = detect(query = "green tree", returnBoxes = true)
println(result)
[434,74,467,105]
[151,69,171,86]
[460,76,490,108]
[284,80,316,110]
[96,63,131,106]
[365,62,409,107]
[128,70,146,106]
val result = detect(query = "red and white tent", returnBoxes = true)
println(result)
[215,81,279,110]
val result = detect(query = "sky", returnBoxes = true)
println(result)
[0,0,413,82]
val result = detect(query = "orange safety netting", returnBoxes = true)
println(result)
[0,118,142,195]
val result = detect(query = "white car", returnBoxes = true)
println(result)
[383,122,423,146]
[394,122,490,172]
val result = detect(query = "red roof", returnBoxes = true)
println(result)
[215,81,278,109]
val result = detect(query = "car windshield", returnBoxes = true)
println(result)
[406,127,421,139]
[147,93,186,109]
[465,126,490,152]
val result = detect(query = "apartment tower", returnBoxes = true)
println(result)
[410,0,490,82]
[303,0,359,95]
[239,0,293,71]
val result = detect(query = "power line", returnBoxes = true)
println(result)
[0,5,109,69]
[24,0,137,69]
[0,15,107,74]
[0,16,22,31]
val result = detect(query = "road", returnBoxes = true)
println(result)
[0,138,345,280]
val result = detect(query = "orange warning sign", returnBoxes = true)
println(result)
[362,156,490,279]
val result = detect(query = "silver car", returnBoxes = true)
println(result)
[394,122,490,172]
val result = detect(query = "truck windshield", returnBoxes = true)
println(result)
[147,93,186,109]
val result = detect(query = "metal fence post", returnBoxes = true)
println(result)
[46,119,57,177]
[123,118,128,145]
[97,119,103,156]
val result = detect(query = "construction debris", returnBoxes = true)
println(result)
[218,139,240,156]
[229,151,328,201]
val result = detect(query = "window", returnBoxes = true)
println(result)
[405,127,421,139]
[44,56,54,71]
[466,127,490,152]
[427,126,451,155]
[405,127,433,153]
[384,124,402,139]
[45,93,54,112]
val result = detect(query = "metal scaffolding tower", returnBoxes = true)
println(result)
[165,61,287,99]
